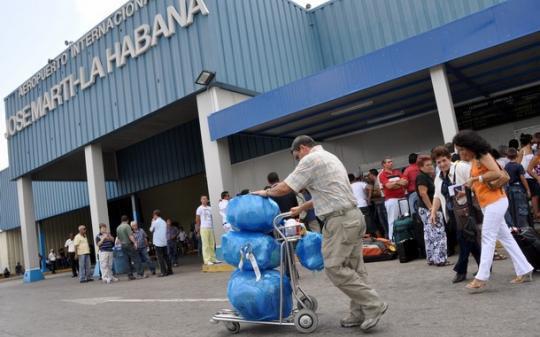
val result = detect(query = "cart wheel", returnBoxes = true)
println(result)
[294,309,318,334]
[224,322,240,334]
[298,295,318,312]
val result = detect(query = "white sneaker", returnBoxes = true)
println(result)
[206,262,214,265]
[112,277,119,282]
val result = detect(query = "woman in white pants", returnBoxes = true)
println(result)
[454,130,533,293]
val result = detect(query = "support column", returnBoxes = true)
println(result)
[37,222,47,272]
[84,144,109,267]
[430,64,459,143]
[17,176,44,283]
[131,194,140,223]
[196,87,250,253]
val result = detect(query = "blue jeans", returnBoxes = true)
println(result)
[136,248,155,274]
[78,254,92,282]
[122,244,142,277]
[167,240,178,265]
[506,185,531,228]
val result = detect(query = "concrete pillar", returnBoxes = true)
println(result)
[196,87,250,250]
[37,222,47,272]
[430,64,459,143]
[84,144,109,264]
[131,194,140,223]
[16,176,44,283]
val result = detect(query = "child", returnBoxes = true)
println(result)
[505,148,532,228]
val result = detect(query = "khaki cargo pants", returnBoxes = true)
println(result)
[322,207,383,320]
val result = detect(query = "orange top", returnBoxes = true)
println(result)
[470,159,505,208]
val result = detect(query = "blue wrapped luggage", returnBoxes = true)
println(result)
[295,231,324,271]
[222,231,280,271]
[227,195,280,232]
[227,269,292,321]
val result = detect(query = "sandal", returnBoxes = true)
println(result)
[510,272,533,284]
[465,279,488,293]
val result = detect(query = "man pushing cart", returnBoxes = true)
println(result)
[253,135,388,332]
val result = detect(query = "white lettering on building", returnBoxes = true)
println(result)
[6,0,209,139]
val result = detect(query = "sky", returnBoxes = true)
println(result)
[0,0,329,171]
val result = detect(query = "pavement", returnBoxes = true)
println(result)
[0,254,538,337]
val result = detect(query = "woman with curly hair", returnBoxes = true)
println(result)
[453,130,533,293]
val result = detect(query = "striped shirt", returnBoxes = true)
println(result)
[284,145,357,217]
[95,234,114,252]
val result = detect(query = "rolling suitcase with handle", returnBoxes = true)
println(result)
[392,198,415,243]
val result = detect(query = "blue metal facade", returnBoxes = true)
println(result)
[1,0,513,228]
[4,0,321,180]
[208,0,538,140]
[312,0,506,67]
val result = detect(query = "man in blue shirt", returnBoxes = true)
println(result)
[131,221,156,276]
[150,210,172,277]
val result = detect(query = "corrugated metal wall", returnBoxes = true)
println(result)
[0,228,24,273]
[311,0,507,67]
[115,119,205,195]
[40,208,93,256]
[5,0,322,179]
[211,0,322,93]
[228,133,293,164]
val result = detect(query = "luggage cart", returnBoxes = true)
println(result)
[211,212,319,334]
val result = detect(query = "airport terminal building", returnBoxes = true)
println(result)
[1,0,539,281]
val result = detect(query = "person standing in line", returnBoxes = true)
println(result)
[150,210,173,277]
[219,191,232,232]
[526,133,540,221]
[367,169,387,238]
[505,148,532,228]
[415,155,451,266]
[351,174,373,235]
[116,215,143,280]
[65,233,78,278]
[131,221,156,276]
[47,249,57,274]
[167,219,180,267]
[196,196,221,265]
[267,172,299,213]
[95,223,116,284]
[430,146,478,283]
[379,158,408,242]
[454,130,534,292]
[178,226,188,256]
[74,225,93,283]
[403,153,420,214]
[253,135,387,332]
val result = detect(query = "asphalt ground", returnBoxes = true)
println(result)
[0,254,538,337]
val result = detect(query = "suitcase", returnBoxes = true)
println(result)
[363,237,397,263]
[512,227,540,271]
[392,199,415,243]
[397,238,418,263]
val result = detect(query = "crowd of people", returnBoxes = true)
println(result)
[38,132,539,298]
[43,195,220,283]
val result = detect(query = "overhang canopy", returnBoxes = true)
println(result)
[208,0,540,141]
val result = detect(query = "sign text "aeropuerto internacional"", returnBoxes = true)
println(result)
[5,0,209,139]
